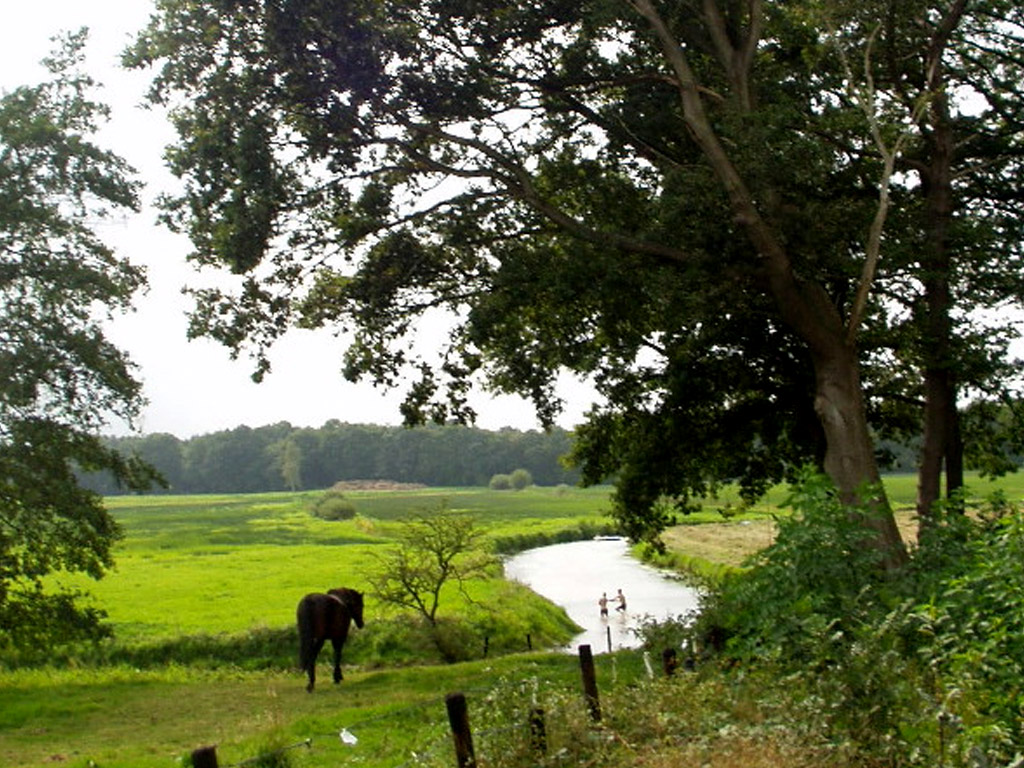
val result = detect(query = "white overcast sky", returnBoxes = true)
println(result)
[0,1,597,438]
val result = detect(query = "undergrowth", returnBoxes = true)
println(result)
[692,469,1024,767]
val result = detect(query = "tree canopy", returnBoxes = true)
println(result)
[0,31,158,650]
[82,421,580,494]
[128,1,1024,562]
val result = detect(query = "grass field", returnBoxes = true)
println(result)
[0,484,621,767]
[61,486,613,645]
[2,473,1022,768]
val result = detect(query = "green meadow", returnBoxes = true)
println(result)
[67,486,616,646]
[2,474,1022,768]
[1,485,619,768]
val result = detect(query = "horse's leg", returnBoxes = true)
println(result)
[331,638,344,684]
[307,637,326,692]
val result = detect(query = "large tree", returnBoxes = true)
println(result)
[0,31,158,649]
[129,1,1023,568]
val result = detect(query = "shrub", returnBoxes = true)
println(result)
[693,469,891,663]
[691,469,919,760]
[489,469,533,490]
[909,496,1024,765]
[509,468,533,490]
[312,491,357,521]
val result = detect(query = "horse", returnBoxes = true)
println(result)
[296,587,365,692]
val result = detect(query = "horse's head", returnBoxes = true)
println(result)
[330,587,365,629]
[350,590,365,629]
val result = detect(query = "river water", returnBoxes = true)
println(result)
[503,538,701,653]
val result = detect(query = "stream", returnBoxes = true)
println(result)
[503,537,701,653]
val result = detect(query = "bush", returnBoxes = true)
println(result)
[489,473,512,490]
[312,491,357,521]
[693,469,891,663]
[489,469,533,490]
[509,468,533,490]
[909,495,1024,764]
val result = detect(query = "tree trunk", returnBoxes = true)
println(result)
[915,37,963,529]
[812,342,908,571]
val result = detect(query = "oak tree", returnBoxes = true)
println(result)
[128,1,1024,568]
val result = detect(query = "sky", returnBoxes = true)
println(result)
[0,1,597,438]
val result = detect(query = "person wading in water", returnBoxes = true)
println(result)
[615,588,627,613]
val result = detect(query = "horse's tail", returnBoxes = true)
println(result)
[297,597,316,671]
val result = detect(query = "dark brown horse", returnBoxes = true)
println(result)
[296,587,365,692]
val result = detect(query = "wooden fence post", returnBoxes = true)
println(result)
[191,745,218,768]
[662,648,679,676]
[578,644,602,722]
[606,625,612,653]
[445,691,476,768]
[529,707,547,756]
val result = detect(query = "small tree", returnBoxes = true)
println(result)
[369,503,495,628]
[277,436,303,492]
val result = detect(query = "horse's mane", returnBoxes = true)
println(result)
[328,587,361,605]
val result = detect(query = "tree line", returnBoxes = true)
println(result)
[80,421,581,495]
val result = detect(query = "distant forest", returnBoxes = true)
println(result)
[81,421,581,495]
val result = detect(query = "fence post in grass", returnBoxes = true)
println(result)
[578,644,602,722]
[606,625,612,653]
[529,707,547,756]
[191,745,218,768]
[662,648,679,676]
[526,633,532,650]
[445,691,476,768]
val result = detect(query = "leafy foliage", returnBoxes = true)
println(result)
[912,498,1024,758]
[693,470,1024,764]
[0,31,159,650]
[127,0,1024,560]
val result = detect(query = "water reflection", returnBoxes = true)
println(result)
[503,538,701,653]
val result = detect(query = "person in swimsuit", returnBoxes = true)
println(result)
[598,592,609,617]
[615,588,627,612]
